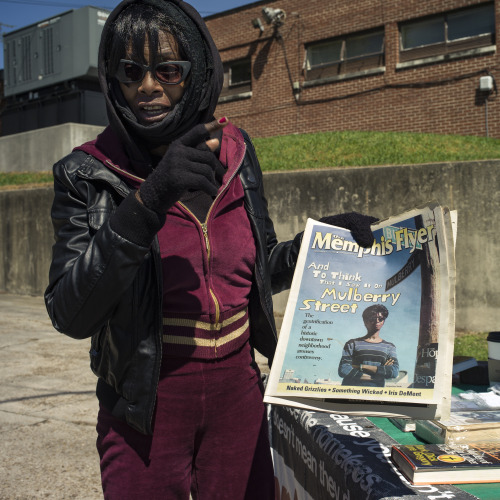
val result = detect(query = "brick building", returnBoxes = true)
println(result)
[207,0,499,138]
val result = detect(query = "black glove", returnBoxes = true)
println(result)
[319,212,378,248]
[139,123,225,214]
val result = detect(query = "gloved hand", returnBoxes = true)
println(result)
[319,212,378,248]
[138,119,227,214]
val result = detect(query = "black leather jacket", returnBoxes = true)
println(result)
[45,132,301,434]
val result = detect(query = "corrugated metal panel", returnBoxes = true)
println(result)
[2,6,109,97]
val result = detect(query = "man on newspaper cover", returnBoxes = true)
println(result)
[338,305,400,387]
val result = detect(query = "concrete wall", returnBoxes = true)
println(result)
[266,160,500,333]
[0,123,104,173]
[1,159,499,333]
[0,187,54,295]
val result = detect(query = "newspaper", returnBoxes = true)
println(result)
[265,203,456,420]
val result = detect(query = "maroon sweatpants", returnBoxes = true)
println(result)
[96,342,275,499]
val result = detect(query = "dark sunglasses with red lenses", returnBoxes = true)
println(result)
[115,59,191,85]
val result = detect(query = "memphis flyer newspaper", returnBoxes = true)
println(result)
[265,203,456,420]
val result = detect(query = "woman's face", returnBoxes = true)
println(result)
[119,32,187,125]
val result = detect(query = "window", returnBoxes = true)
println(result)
[400,3,495,63]
[228,59,251,87]
[305,29,384,82]
[220,59,251,101]
[307,39,343,68]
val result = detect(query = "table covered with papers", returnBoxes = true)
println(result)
[269,403,498,500]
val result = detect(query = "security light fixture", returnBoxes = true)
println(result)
[262,7,286,26]
[251,17,264,33]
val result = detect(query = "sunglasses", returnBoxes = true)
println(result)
[115,59,191,85]
[366,313,386,322]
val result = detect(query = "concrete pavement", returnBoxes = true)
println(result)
[0,293,271,499]
[0,293,101,499]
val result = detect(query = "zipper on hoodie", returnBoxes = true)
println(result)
[200,222,220,334]
[178,144,246,337]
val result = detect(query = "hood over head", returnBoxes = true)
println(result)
[98,0,223,175]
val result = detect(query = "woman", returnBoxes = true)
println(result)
[338,304,399,387]
[44,0,376,498]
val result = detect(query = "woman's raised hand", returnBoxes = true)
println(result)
[137,117,228,214]
[319,212,378,248]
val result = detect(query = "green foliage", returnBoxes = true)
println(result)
[252,131,500,171]
[454,332,489,361]
[0,172,53,188]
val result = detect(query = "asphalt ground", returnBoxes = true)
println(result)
[0,293,271,499]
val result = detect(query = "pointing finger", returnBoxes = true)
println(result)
[179,117,228,148]
[205,116,228,135]
[203,117,228,152]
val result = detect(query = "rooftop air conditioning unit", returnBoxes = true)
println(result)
[3,6,109,97]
